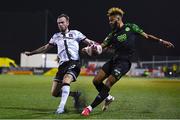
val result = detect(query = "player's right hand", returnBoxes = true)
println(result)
[81,46,90,54]
[160,40,175,48]
[24,51,32,56]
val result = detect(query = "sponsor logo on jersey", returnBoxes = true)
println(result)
[125,27,130,31]
[117,34,127,42]
[69,34,73,37]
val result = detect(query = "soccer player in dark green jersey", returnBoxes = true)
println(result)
[81,7,174,116]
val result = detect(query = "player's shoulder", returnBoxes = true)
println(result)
[52,32,61,39]
[69,30,85,38]
[69,30,82,34]
[125,23,143,33]
[125,23,139,28]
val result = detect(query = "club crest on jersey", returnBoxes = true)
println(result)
[125,27,130,31]
[117,34,127,42]
[69,34,73,37]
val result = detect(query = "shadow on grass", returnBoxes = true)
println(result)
[0,106,54,119]
[0,106,54,112]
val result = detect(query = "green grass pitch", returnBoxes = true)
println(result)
[0,74,180,119]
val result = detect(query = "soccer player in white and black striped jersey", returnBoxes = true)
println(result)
[25,14,95,114]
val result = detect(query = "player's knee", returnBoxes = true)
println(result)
[93,78,100,86]
[105,79,114,88]
[51,92,57,97]
[63,74,73,83]
[51,91,60,97]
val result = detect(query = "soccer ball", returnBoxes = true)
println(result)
[83,43,102,56]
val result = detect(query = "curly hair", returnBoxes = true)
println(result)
[107,7,124,17]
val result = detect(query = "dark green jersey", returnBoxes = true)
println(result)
[103,23,143,60]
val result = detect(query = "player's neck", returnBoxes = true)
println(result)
[119,22,124,28]
[61,29,69,34]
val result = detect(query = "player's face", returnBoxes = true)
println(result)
[57,17,69,32]
[108,15,120,30]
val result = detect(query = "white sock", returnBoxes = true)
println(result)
[87,105,92,112]
[58,85,70,110]
[106,94,113,100]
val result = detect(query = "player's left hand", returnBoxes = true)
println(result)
[24,51,32,56]
[160,40,175,48]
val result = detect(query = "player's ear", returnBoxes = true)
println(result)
[116,15,122,21]
[117,16,121,21]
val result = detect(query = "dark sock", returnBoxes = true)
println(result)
[94,82,105,92]
[59,91,62,97]
[91,85,110,109]
[69,91,76,97]
[57,90,74,97]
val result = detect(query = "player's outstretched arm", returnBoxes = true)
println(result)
[81,38,95,54]
[83,38,96,46]
[24,44,53,56]
[81,39,103,56]
[141,32,175,48]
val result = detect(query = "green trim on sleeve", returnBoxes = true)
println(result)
[126,23,143,34]
[103,32,113,46]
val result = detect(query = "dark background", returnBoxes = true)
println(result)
[0,0,179,64]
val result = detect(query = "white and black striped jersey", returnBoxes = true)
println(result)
[49,30,86,65]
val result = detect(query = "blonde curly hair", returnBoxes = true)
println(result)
[107,7,124,17]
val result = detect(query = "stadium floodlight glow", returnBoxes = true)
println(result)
[42,54,46,59]
[169,71,172,75]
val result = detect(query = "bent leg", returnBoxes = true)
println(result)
[90,75,118,108]
[105,75,119,88]
[51,80,79,98]
[51,80,62,97]
[56,74,73,113]
[93,69,108,92]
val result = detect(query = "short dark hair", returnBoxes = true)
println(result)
[57,14,69,21]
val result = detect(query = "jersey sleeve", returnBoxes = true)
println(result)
[129,23,144,34]
[76,30,86,42]
[49,34,57,46]
[103,32,113,47]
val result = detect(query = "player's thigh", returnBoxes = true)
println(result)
[65,60,81,82]
[63,73,74,84]
[105,75,118,88]
[105,60,131,88]
[93,69,108,84]
[93,60,111,84]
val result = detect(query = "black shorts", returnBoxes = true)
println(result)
[102,58,131,80]
[54,60,81,82]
